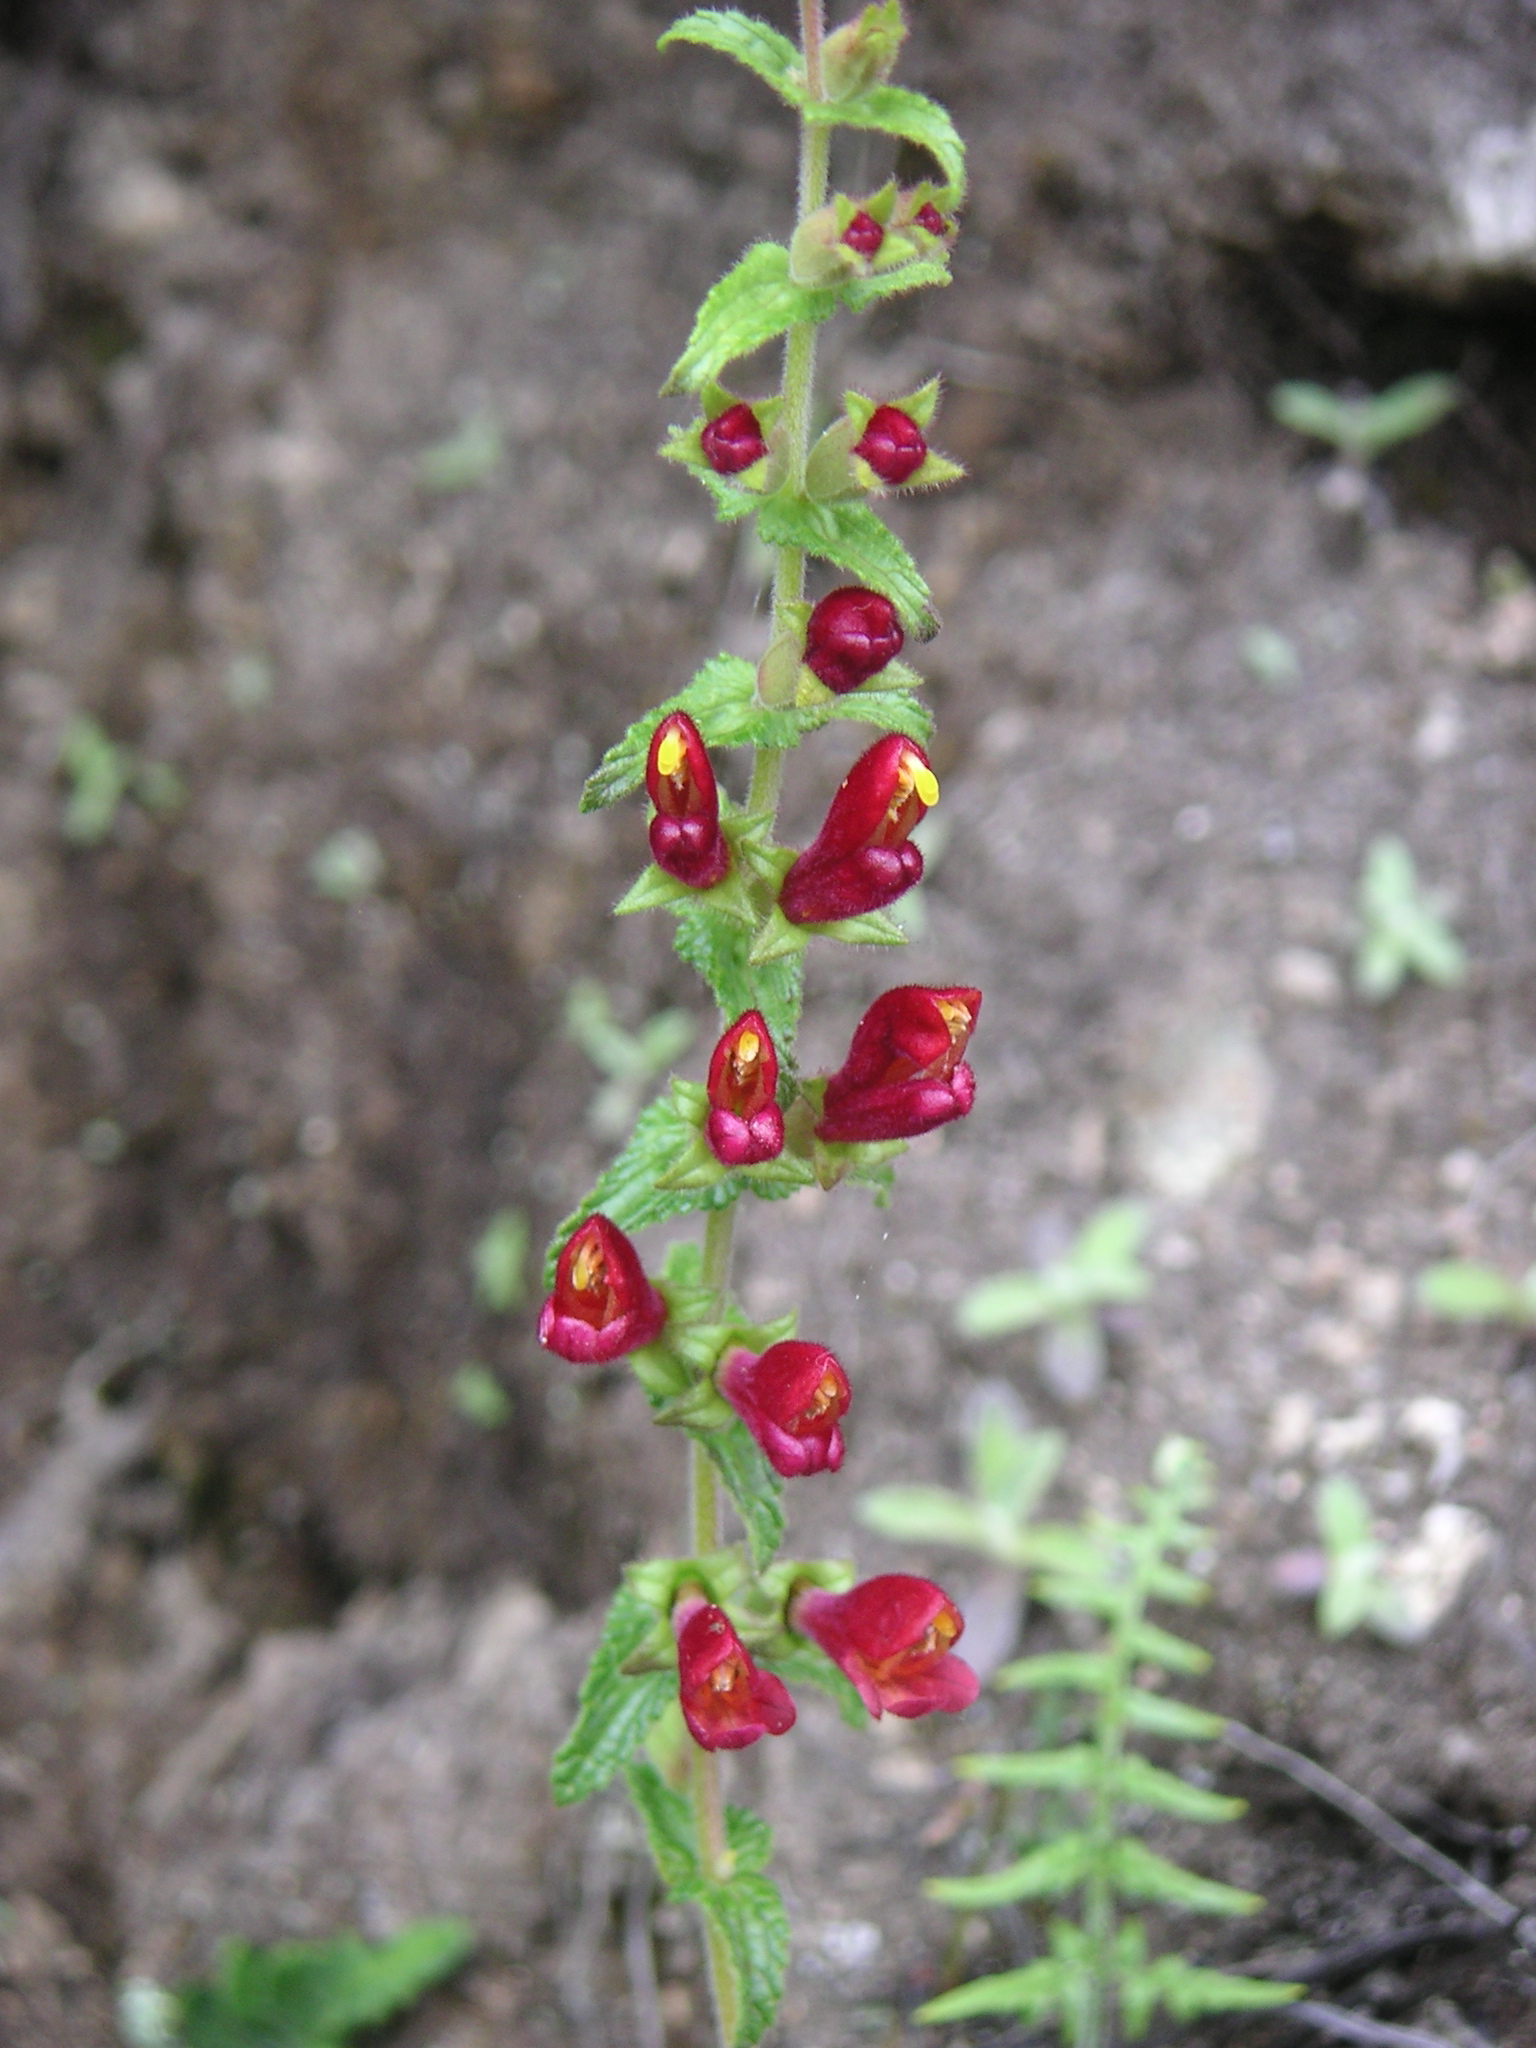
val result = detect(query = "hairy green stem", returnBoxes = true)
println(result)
[1081,1554,1149,2048]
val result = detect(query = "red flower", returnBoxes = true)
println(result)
[537,1215,666,1364]
[804,586,904,694]
[718,1340,849,1477]
[675,1597,796,1751]
[842,209,884,257]
[913,201,949,237]
[779,734,937,925]
[854,405,927,487]
[645,711,729,889]
[791,1575,978,1720]
[705,1010,784,1166]
[700,402,767,476]
[816,984,980,1143]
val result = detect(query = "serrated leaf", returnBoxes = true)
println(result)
[1416,1259,1528,1323]
[1132,1955,1301,2023]
[725,1799,774,1876]
[582,655,758,810]
[756,1638,867,1729]
[1110,1839,1261,1916]
[544,1095,706,1281]
[1123,1620,1210,1675]
[666,244,834,394]
[954,1744,1099,1792]
[804,84,966,199]
[551,1583,675,1805]
[696,1872,789,2047]
[1121,1687,1225,1740]
[658,9,802,101]
[624,1758,699,1889]
[840,257,951,311]
[994,1651,1115,1694]
[754,495,936,635]
[614,863,704,916]
[805,907,910,947]
[672,903,804,1055]
[698,1420,784,1570]
[1111,1753,1245,1823]
[915,1957,1067,2024]
[176,1922,474,2048]
[926,1831,1095,1908]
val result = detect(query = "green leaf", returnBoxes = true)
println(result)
[417,414,502,492]
[581,655,757,810]
[840,256,951,312]
[543,1095,703,1280]
[804,84,966,200]
[803,907,910,948]
[855,1483,991,1551]
[915,1957,1067,2025]
[1130,1956,1301,2024]
[1109,1839,1262,1917]
[59,714,132,845]
[658,9,802,101]
[1355,373,1460,461]
[176,1922,474,2048]
[472,1207,528,1313]
[615,862,717,917]
[1417,1259,1529,1323]
[698,1420,784,1570]
[1111,1753,1245,1823]
[1269,381,1356,453]
[1121,1687,1225,1740]
[754,495,936,635]
[756,1638,866,1729]
[672,903,804,1056]
[1122,1620,1210,1676]
[970,1400,1065,1519]
[955,1270,1059,1337]
[725,1799,774,1876]
[953,1744,1098,1792]
[696,1872,789,2047]
[451,1362,512,1429]
[665,244,834,394]
[994,1650,1115,1694]
[1071,1200,1152,1294]
[1315,1473,1373,1551]
[624,1758,700,1890]
[551,1582,675,1805]
[926,1832,1095,1908]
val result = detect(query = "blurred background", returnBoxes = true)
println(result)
[1,0,1536,2041]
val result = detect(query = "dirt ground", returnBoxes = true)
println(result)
[3,0,1536,2042]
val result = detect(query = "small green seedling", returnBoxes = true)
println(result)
[418,413,503,493]
[472,1206,530,1313]
[1354,834,1465,1001]
[1239,625,1300,690]
[309,827,386,903]
[1314,1474,1407,1642]
[955,1202,1151,1405]
[1417,1258,1536,1327]
[858,1384,1065,1570]
[59,715,132,844]
[117,1920,473,2048]
[917,1439,1299,2045]
[564,977,696,1142]
[452,1361,513,1429]
[1269,373,1460,468]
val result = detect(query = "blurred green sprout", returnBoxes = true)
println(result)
[1269,373,1460,467]
[858,1384,1065,1570]
[955,1201,1151,1405]
[565,977,695,1142]
[1354,834,1465,1001]
[452,1362,513,1430]
[57,716,185,846]
[418,413,503,493]
[309,827,385,903]
[1239,625,1300,689]
[472,1207,529,1314]
[1314,1475,1406,1642]
[1417,1258,1536,1328]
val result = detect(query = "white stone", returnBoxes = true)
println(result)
[1400,1396,1465,1490]
[1375,1504,1492,1645]
[1269,946,1343,1007]
[1128,1015,1274,1203]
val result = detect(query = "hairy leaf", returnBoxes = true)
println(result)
[544,1095,705,1280]
[658,9,801,101]
[754,495,936,635]
[1121,1687,1225,1740]
[1110,1839,1261,1917]
[1129,1955,1301,2026]
[804,84,966,198]
[1111,1753,1245,1823]
[697,1873,789,2047]
[665,244,834,393]
[551,1583,675,1805]
[625,1759,700,1890]
[671,904,804,1055]
[582,655,758,809]
[926,1832,1095,1908]
[176,1922,474,2048]
[698,1420,784,1570]
[841,257,951,312]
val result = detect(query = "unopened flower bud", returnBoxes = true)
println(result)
[538,1214,667,1363]
[791,1574,978,1719]
[821,0,906,100]
[674,1597,796,1750]
[804,586,904,694]
[719,1340,849,1477]
[780,734,936,925]
[816,984,979,1142]
[706,1010,783,1166]
[853,405,927,487]
[913,201,950,238]
[645,711,729,890]
[841,209,885,258]
[700,402,767,476]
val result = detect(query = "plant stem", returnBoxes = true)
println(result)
[691,1212,733,2041]
[1081,1557,1142,2048]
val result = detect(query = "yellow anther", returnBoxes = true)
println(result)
[571,1239,605,1294]
[913,765,939,807]
[934,997,971,1039]
[735,1029,761,1066]
[656,729,686,780]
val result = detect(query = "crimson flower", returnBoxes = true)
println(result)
[816,984,980,1143]
[804,586,904,693]
[700,402,767,476]
[913,201,949,237]
[706,1010,783,1166]
[792,1575,978,1720]
[780,734,937,925]
[718,1340,849,1477]
[537,1214,666,1364]
[854,405,927,487]
[675,1597,796,1751]
[842,209,884,256]
[645,711,729,889]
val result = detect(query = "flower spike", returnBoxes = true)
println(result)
[804,586,904,694]
[719,1340,850,1477]
[675,1596,796,1751]
[538,1214,666,1364]
[645,710,729,889]
[817,984,980,1142]
[780,733,937,925]
[792,1575,979,1720]
[706,1010,784,1166]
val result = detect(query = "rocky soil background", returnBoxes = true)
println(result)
[2,0,1536,2042]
